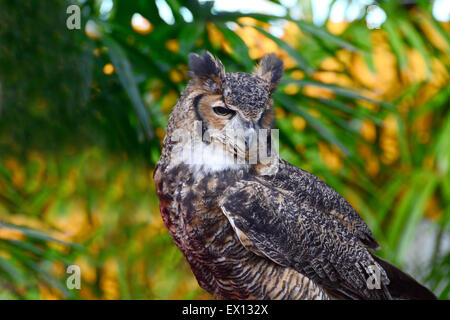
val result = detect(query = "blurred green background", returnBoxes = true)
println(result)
[0,0,448,299]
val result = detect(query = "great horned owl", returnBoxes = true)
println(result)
[154,51,436,300]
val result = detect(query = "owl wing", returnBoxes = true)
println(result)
[219,175,391,299]
[263,159,380,250]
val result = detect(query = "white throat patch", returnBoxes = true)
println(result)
[170,139,249,175]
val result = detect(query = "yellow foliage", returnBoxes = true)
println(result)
[398,96,413,113]
[349,53,377,89]
[79,286,98,300]
[343,189,361,212]
[4,214,47,231]
[414,113,433,144]
[403,49,428,83]
[111,172,125,200]
[50,200,89,238]
[422,155,435,171]
[380,115,399,165]
[4,157,25,189]
[360,120,377,143]
[237,17,258,27]
[414,10,449,53]
[165,39,179,53]
[103,63,114,75]
[278,50,297,69]
[318,142,343,172]
[383,115,398,136]
[274,106,286,119]
[308,109,321,118]
[336,49,352,67]
[74,257,97,284]
[319,57,345,72]
[303,85,334,99]
[161,90,178,113]
[169,69,184,83]
[0,250,11,259]
[281,21,303,47]
[430,57,449,88]
[284,83,299,95]
[156,127,166,143]
[356,90,380,111]
[290,70,304,80]
[365,156,380,178]
[38,284,61,300]
[101,258,120,300]
[235,22,278,60]
[292,116,306,131]
[207,23,233,54]
[51,261,66,278]
[85,20,102,40]
[207,22,224,48]
[372,32,401,96]
[425,196,443,220]
[0,226,25,241]
[313,71,353,88]
[26,151,46,190]
[358,142,380,177]
[327,21,349,35]
[222,41,233,54]
[131,14,153,35]
[295,144,305,155]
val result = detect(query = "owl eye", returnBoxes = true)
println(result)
[213,106,235,117]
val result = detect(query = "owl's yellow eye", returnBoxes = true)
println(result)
[213,106,235,117]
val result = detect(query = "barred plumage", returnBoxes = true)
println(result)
[154,51,436,300]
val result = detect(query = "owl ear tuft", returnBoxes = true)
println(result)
[254,54,284,92]
[188,51,225,90]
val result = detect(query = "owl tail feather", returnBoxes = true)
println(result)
[371,254,437,300]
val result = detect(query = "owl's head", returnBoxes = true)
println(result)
[165,51,283,174]
[187,51,283,132]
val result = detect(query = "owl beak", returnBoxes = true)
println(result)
[243,121,256,149]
